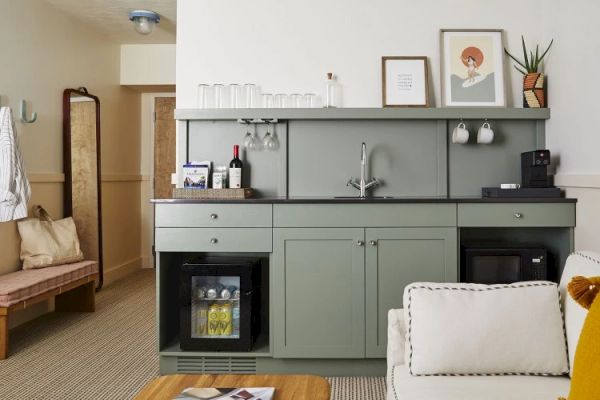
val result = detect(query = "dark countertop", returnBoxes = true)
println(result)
[151,196,577,204]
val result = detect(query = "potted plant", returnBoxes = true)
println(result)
[505,37,553,108]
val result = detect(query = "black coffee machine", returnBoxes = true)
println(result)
[521,150,552,188]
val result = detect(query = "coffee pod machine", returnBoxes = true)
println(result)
[521,150,552,188]
[482,149,562,198]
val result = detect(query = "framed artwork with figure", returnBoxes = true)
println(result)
[440,29,506,107]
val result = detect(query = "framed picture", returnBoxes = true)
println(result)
[382,56,429,107]
[440,29,506,107]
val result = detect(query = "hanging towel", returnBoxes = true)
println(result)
[0,107,31,222]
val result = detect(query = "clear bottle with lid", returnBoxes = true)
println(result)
[324,72,342,108]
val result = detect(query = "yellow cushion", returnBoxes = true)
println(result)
[566,279,600,400]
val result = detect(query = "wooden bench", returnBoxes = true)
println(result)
[0,260,98,359]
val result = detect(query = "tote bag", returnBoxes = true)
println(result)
[17,205,84,269]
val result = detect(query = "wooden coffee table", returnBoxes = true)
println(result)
[135,374,330,399]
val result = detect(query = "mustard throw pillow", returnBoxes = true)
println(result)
[563,276,600,400]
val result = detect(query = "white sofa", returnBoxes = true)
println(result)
[386,251,600,400]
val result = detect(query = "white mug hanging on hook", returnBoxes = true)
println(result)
[452,121,469,144]
[477,121,494,144]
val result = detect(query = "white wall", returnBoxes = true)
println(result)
[121,44,176,86]
[545,1,600,254]
[546,0,600,175]
[177,0,549,108]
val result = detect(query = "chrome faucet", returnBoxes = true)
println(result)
[347,142,379,197]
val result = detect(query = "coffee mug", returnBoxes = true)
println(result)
[477,122,494,144]
[452,122,469,144]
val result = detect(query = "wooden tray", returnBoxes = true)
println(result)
[172,188,253,199]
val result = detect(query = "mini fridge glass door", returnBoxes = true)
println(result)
[191,275,241,339]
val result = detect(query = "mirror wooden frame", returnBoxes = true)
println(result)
[63,87,103,290]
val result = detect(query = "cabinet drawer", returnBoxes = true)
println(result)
[155,228,272,252]
[458,203,575,227]
[155,204,272,227]
[273,204,456,227]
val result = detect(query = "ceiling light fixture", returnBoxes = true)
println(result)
[128,10,160,35]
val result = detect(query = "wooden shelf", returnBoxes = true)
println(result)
[160,333,272,358]
[175,107,550,121]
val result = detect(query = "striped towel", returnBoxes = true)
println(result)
[0,107,30,222]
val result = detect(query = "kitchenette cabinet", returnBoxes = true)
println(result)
[272,228,366,358]
[365,227,457,358]
[153,106,576,376]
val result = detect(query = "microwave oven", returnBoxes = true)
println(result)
[462,245,548,284]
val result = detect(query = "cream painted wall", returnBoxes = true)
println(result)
[0,0,142,327]
[176,0,549,108]
[121,45,176,86]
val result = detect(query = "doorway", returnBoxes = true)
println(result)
[140,93,176,269]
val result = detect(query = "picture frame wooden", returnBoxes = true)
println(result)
[382,56,430,108]
[440,29,506,107]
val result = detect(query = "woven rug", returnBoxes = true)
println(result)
[0,269,386,399]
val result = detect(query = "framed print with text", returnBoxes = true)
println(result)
[382,56,429,107]
[440,29,506,107]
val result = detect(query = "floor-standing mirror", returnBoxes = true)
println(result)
[63,87,103,290]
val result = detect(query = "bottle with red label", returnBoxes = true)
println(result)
[229,145,242,188]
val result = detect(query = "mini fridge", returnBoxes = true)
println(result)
[179,257,262,351]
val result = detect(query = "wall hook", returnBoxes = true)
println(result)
[20,100,37,123]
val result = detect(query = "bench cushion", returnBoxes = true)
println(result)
[0,261,98,307]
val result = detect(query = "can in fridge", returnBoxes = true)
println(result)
[219,302,233,336]
[220,285,238,300]
[206,284,224,300]
[207,303,221,335]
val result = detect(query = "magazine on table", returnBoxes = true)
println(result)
[174,387,275,400]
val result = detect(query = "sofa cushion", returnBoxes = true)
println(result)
[403,281,569,376]
[559,251,600,376]
[0,260,98,307]
[387,364,570,400]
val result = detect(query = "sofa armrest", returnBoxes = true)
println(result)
[387,308,406,368]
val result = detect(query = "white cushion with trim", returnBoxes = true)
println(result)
[402,281,569,376]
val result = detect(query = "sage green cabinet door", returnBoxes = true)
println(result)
[365,228,458,358]
[273,228,365,358]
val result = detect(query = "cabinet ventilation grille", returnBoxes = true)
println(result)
[177,356,257,374]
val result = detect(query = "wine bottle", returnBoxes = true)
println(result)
[229,145,242,188]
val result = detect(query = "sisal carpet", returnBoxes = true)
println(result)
[0,269,386,399]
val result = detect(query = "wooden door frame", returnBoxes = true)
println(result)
[141,93,175,269]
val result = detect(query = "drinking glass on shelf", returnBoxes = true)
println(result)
[261,93,274,108]
[304,93,317,108]
[228,84,244,108]
[274,93,288,108]
[262,121,279,151]
[289,93,303,108]
[197,84,213,108]
[213,84,225,108]
[244,84,258,108]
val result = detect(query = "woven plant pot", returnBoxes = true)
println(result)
[523,72,547,108]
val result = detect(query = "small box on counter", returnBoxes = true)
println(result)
[183,162,211,189]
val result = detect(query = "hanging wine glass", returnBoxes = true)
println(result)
[247,123,261,151]
[242,120,254,148]
[263,121,279,151]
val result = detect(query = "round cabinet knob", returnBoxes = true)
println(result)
[210,238,218,244]
[514,212,523,219]
[369,240,377,247]
[209,213,218,220]
[356,240,364,247]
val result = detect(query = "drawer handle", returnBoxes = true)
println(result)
[210,213,218,220]
[356,240,364,247]
[369,240,377,247]
[514,212,523,219]
[210,238,218,244]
